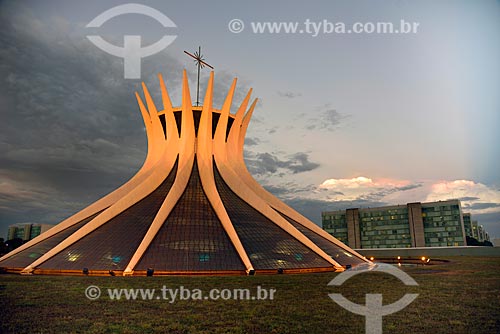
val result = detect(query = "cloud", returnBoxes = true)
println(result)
[0,168,93,227]
[0,170,55,204]
[464,203,500,211]
[359,184,423,202]
[277,91,301,98]
[321,109,344,127]
[305,104,349,131]
[244,137,260,146]
[267,127,278,134]
[321,176,375,189]
[286,153,320,173]
[319,176,421,201]
[425,180,500,214]
[244,151,320,176]
[263,183,316,198]
[458,196,481,201]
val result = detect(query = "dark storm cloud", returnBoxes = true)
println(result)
[244,151,320,175]
[359,183,423,201]
[286,153,320,173]
[0,168,94,225]
[262,185,290,196]
[262,182,317,198]
[0,4,183,171]
[463,202,500,210]
[458,196,481,202]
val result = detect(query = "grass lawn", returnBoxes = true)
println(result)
[1,256,499,333]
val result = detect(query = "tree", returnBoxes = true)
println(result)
[466,236,493,247]
[0,238,6,256]
[5,238,23,252]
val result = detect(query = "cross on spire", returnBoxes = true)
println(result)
[184,46,214,106]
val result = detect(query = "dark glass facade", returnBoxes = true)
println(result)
[38,161,178,271]
[322,209,412,248]
[323,200,467,248]
[214,163,331,270]
[422,203,464,246]
[136,159,245,271]
[0,212,102,268]
[359,208,412,248]
[462,213,472,238]
[322,213,348,244]
[279,212,364,266]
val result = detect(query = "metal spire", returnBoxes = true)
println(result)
[184,46,214,106]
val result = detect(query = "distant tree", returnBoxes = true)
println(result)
[5,238,24,252]
[483,240,493,247]
[0,238,6,256]
[466,236,480,246]
[466,236,493,247]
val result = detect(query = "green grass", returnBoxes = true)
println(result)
[1,257,499,333]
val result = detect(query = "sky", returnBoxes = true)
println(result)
[0,0,499,240]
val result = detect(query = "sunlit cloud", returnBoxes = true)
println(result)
[319,176,419,201]
[425,180,500,214]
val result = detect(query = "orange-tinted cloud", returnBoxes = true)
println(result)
[426,180,500,214]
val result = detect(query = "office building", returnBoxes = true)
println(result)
[322,200,472,248]
[7,223,53,241]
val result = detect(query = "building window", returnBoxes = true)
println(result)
[199,253,210,262]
